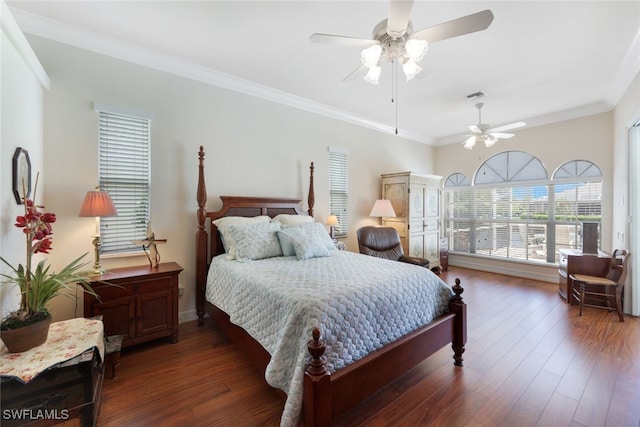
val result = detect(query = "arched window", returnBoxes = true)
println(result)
[474,151,547,185]
[551,160,603,255]
[442,152,602,264]
[444,173,470,187]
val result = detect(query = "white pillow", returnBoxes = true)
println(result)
[213,216,271,259]
[271,214,314,226]
[300,222,337,252]
[228,222,282,262]
[277,226,306,257]
[293,234,331,260]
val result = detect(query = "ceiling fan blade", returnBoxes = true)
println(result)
[411,9,494,43]
[468,125,482,133]
[387,0,415,38]
[491,132,515,139]
[310,33,377,47]
[343,64,367,82]
[490,121,526,133]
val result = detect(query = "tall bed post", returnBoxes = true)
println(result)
[308,162,315,217]
[196,146,208,326]
[450,278,467,366]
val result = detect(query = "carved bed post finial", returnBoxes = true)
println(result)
[450,277,466,366]
[196,146,208,325]
[306,327,327,376]
[308,162,315,217]
[304,326,331,427]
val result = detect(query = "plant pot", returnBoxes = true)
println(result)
[0,314,52,353]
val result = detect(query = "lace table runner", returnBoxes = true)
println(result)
[0,317,105,383]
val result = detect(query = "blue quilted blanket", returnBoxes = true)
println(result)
[206,250,453,426]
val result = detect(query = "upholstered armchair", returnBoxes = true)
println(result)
[357,226,430,268]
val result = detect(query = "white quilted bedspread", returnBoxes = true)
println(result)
[206,250,453,426]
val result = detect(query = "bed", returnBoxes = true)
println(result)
[195,146,466,426]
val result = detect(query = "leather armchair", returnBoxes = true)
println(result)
[357,226,430,268]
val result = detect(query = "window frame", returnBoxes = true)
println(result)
[443,153,603,264]
[328,147,349,238]
[94,103,152,255]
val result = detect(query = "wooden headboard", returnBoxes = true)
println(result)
[195,146,315,324]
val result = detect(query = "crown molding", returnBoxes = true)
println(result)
[2,3,49,89]
[604,24,640,108]
[433,101,614,147]
[9,7,432,145]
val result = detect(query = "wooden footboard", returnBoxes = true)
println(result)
[303,279,466,426]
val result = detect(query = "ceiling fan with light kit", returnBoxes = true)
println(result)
[310,0,494,85]
[463,102,526,150]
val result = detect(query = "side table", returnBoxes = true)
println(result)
[1,318,105,427]
[1,348,103,427]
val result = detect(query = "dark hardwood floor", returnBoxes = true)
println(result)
[98,267,640,426]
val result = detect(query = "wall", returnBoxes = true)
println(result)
[24,35,435,322]
[433,112,614,283]
[0,2,48,319]
[612,70,640,315]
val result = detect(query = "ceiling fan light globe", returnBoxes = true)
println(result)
[402,59,422,81]
[463,135,476,149]
[364,65,381,85]
[361,44,382,67]
[405,39,428,62]
[485,135,498,147]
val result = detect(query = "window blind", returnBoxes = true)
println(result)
[443,154,602,264]
[97,110,151,254]
[329,149,348,237]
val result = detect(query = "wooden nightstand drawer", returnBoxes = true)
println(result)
[92,275,173,299]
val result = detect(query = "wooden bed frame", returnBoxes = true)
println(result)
[195,146,467,426]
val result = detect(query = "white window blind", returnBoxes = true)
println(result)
[443,154,602,264]
[329,149,348,238]
[97,109,151,254]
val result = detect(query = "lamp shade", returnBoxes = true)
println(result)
[326,215,339,226]
[79,189,117,217]
[369,199,396,218]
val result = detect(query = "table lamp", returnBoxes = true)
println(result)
[369,199,396,219]
[326,215,339,240]
[79,187,117,275]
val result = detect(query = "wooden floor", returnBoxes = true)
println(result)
[98,267,640,426]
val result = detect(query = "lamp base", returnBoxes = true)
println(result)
[90,236,105,276]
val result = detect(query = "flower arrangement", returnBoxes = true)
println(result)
[0,174,94,331]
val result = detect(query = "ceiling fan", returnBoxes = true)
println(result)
[310,0,494,85]
[463,103,526,150]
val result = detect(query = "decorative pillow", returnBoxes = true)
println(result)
[271,214,314,226]
[228,222,282,262]
[300,222,337,251]
[277,226,306,256]
[293,234,331,260]
[213,216,271,259]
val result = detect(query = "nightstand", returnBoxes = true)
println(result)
[83,262,183,349]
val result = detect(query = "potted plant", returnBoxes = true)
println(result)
[0,174,96,353]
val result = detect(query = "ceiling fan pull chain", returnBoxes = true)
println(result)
[394,61,398,134]
[391,60,396,103]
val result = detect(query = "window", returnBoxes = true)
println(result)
[328,148,348,238]
[443,152,602,264]
[95,105,151,254]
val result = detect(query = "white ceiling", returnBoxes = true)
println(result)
[7,1,640,146]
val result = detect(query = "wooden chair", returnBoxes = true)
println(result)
[570,249,630,322]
